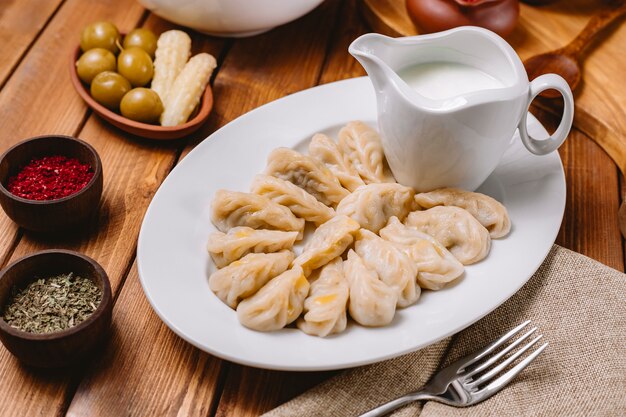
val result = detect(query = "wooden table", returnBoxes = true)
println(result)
[0,0,623,416]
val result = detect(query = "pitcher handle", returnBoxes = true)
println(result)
[518,74,574,155]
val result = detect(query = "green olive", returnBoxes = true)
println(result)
[80,21,120,53]
[117,47,153,87]
[90,71,131,110]
[76,48,117,84]
[123,28,157,58]
[120,88,163,123]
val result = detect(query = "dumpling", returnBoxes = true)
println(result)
[210,190,304,238]
[236,265,309,332]
[404,206,491,265]
[209,250,294,308]
[308,133,365,192]
[207,227,298,268]
[265,147,349,206]
[380,217,464,290]
[414,188,510,238]
[355,229,420,308]
[338,121,393,183]
[250,174,334,226]
[293,215,360,276]
[296,257,349,337]
[336,183,416,233]
[344,250,397,326]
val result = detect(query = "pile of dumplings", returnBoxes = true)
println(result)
[207,121,510,337]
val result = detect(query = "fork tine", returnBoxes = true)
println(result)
[463,326,538,378]
[467,334,543,388]
[456,320,531,370]
[475,342,548,400]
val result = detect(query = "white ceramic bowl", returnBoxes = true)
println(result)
[138,0,325,37]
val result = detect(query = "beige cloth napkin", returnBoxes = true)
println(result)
[263,245,626,417]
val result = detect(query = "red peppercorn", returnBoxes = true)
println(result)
[6,155,94,201]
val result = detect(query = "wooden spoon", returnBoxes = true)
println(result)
[524,1,626,98]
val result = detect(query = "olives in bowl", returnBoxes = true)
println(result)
[90,72,131,110]
[70,22,214,140]
[117,47,154,88]
[123,28,158,58]
[81,21,120,54]
[75,22,158,119]
[120,88,163,124]
[76,48,117,84]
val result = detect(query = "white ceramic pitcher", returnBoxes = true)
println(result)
[349,27,574,192]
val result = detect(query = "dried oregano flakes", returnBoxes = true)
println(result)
[2,273,102,334]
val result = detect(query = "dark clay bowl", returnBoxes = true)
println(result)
[70,46,213,140]
[0,250,112,368]
[0,135,103,233]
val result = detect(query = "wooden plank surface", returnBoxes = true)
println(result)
[66,265,225,417]
[0,0,623,416]
[556,130,623,270]
[528,107,624,270]
[0,0,65,87]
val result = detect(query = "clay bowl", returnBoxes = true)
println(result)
[0,135,103,233]
[0,250,112,368]
[70,46,213,140]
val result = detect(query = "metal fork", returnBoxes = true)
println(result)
[359,320,548,417]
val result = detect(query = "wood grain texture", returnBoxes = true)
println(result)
[66,264,224,417]
[216,366,333,417]
[617,177,626,242]
[0,0,66,268]
[530,107,624,269]
[319,0,368,85]
[0,0,143,144]
[0,0,64,86]
[360,0,626,172]
[556,128,623,269]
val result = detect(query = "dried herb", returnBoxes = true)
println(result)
[2,273,101,334]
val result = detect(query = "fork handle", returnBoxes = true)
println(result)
[358,391,440,417]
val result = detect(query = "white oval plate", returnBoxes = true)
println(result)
[137,77,565,371]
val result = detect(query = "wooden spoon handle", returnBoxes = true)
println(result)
[561,1,626,58]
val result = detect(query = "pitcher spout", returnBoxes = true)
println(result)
[349,33,403,95]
